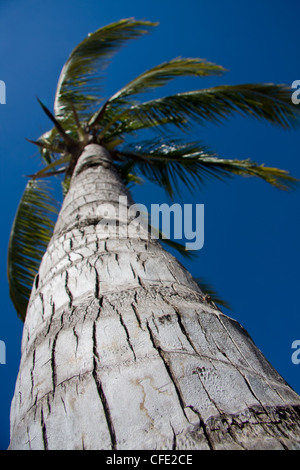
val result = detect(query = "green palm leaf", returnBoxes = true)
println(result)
[107,84,300,138]
[54,18,157,121]
[116,139,298,197]
[108,57,226,102]
[93,58,225,134]
[7,180,59,321]
[27,154,70,179]
[100,105,187,143]
[194,277,232,310]
[35,128,65,164]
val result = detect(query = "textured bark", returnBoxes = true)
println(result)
[9,144,300,450]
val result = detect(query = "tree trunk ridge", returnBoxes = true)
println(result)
[9,144,300,450]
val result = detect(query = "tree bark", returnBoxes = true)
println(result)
[9,144,300,450]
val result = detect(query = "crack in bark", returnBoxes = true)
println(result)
[92,319,117,450]
[32,396,37,420]
[40,407,48,450]
[193,366,222,415]
[64,270,73,308]
[46,394,51,414]
[51,332,60,394]
[73,250,85,262]
[92,372,117,450]
[137,253,146,273]
[170,423,177,450]
[94,265,100,299]
[26,427,32,450]
[46,300,56,336]
[73,327,79,356]
[129,262,137,279]
[168,302,200,356]
[137,275,145,289]
[225,423,247,450]
[187,405,214,450]
[195,312,219,359]
[216,315,254,370]
[39,292,45,320]
[146,320,188,420]
[30,349,36,400]
[117,309,136,362]
[131,302,143,330]
[199,421,214,450]
[61,397,67,415]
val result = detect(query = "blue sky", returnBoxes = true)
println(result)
[0,0,300,449]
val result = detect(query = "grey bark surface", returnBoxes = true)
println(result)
[9,144,300,450]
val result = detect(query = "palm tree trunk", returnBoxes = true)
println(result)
[9,144,300,450]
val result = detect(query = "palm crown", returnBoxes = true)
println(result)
[8,18,300,321]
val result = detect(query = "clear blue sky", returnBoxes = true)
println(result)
[0,0,300,449]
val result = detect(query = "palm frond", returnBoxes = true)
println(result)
[116,139,298,197]
[158,237,197,261]
[108,57,226,102]
[38,98,78,146]
[101,105,188,142]
[27,154,70,179]
[117,159,143,188]
[93,58,225,136]
[7,180,59,321]
[35,128,65,164]
[109,84,300,138]
[54,18,157,121]
[25,137,64,155]
[194,277,232,310]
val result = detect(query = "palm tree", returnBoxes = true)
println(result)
[7,18,300,450]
